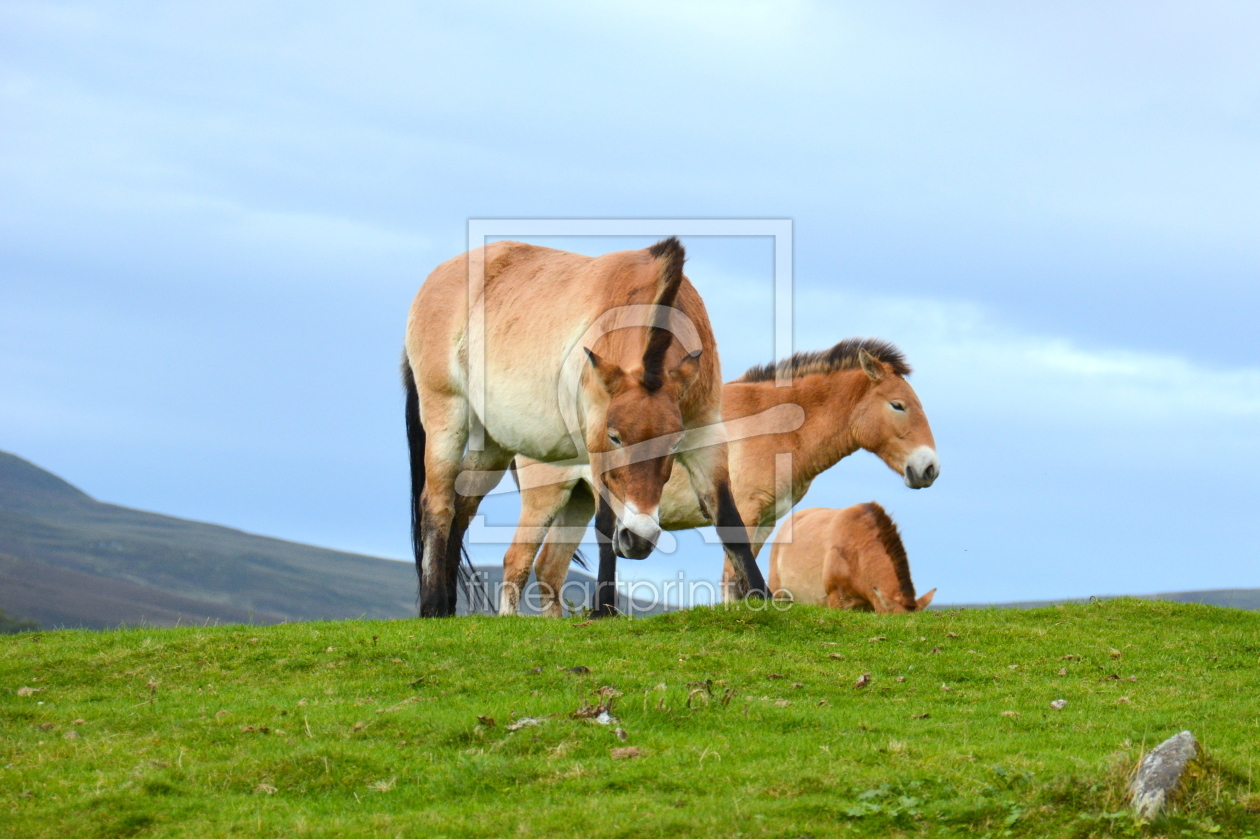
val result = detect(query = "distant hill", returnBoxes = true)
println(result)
[942,589,1260,612]
[0,450,426,629]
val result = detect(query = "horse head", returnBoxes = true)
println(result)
[871,585,937,613]
[581,237,704,559]
[850,347,940,489]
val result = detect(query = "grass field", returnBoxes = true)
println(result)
[3,599,1259,838]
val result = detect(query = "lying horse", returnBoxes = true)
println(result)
[402,238,767,617]
[501,338,939,615]
[768,502,935,612]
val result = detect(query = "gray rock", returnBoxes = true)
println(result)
[1129,730,1198,820]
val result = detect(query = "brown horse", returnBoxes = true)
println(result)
[501,339,939,615]
[402,238,767,617]
[768,503,935,612]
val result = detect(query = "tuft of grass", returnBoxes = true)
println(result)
[2,599,1259,837]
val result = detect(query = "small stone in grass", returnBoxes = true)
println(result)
[1050,699,1067,710]
[854,673,871,689]
[1130,730,1197,820]
[1058,668,1068,676]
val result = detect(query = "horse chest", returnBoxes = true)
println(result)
[658,470,710,530]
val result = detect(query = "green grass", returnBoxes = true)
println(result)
[3,599,1259,838]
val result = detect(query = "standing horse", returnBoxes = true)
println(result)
[501,339,939,615]
[402,238,767,617]
[768,503,935,612]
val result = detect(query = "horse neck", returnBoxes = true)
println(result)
[790,371,866,483]
[735,371,864,485]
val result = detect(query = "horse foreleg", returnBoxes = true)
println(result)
[499,473,574,616]
[680,444,768,602]
[721,518,775,602]
[592,494,619,618]
[534,484,596,617]
[714,482,769,600]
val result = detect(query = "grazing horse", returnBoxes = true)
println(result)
[501,339,939,616]
[768,503,935,612]
[402,238,767,617]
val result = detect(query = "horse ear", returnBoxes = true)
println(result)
[916,588,936,611]
[871,586,895,613]
[669,349,702,391]
[858,348,884,382]
[584,347,624,393]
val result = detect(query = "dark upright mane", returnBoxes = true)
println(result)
[736,338,911,383]
[862,502,916,602]
[641,237,686,391]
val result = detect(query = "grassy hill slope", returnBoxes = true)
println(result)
[2,600,1258,838]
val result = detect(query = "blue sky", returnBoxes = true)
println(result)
[2,1,1257,604]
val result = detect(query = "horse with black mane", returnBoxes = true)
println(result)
[402,238,767,617]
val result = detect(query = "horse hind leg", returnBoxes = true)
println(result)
[415,396,474,618]
[449,438,513,615]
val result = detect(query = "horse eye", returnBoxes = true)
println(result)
[607,431,623,447]
[889,402,906,412]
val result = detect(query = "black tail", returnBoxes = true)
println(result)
[402,353,426,601]
[458,544,495,615]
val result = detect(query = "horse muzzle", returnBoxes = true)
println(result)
[613,509,661,559]
[903,446,940,489]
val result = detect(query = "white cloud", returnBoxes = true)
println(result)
[794,286,1260,428]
